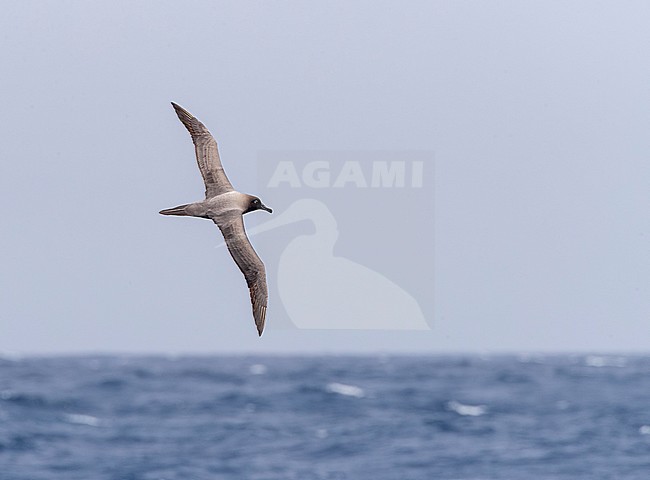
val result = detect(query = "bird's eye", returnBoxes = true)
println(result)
[254,199,260,204]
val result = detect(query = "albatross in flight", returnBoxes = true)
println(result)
[160,103,273,336]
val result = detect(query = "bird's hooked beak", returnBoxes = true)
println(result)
[261,204,273,214]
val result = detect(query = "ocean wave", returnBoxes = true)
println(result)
[325,382,365,398]
[64,413,101,427]
[1,355,649,479]
[0,391,49,407]
[249,364,267,375]
[447,400,487,416]
[584,356,627,368]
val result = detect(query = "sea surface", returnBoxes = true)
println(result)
[1,354,649,480]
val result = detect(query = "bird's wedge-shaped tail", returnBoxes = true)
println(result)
[159,204,190,216]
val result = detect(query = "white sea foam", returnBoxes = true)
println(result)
[639,425,650,435]
[249,364,267,375]
[65,414,101,427]
[326,382,365,398]
[584,356,627,368]
[447,400,487,417]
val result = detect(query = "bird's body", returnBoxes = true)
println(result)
[160,103,272,336]
[162,191,256,219]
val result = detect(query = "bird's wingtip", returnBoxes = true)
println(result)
[170,102,195,124]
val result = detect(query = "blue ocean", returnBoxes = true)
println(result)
[1,354,649,479]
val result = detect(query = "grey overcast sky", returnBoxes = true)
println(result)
[1,1,649,355]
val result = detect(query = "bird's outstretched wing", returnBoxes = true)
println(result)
[216,213,268,336]
[171,102,234,198]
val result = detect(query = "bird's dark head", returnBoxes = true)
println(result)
[244,196,273,215]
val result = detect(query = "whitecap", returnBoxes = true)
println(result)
[640,425,650,435]
[249,364,267,375]
[447,400,487,416]
[65,413,101,427]
[326,382,365,398]
[584,356,627,368]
